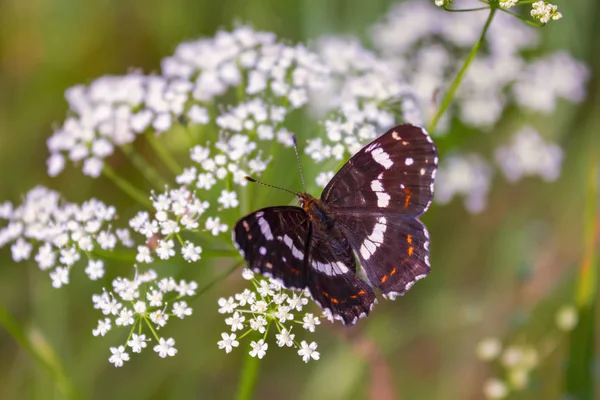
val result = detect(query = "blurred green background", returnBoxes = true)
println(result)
[0,0,598,399]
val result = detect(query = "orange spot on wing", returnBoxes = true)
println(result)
[407,234,413,244]
[381,275,388,283]
[322,291,329,297]
[358,290,366,295]
[331,298,339,304]
[390,267,397,276]
[350,295,358,299]
[408,246,414,256]
[403,188,412,207]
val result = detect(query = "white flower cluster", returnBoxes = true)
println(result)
[373,0,584,130]
[0,186,133,287]
[305,37,414,165]
[530,1,562,24]
[477,305,578,398]
[435,154,492,213]
[47,26,329,179]
[499,0,518,9]
[129,186,213,264]
[217,269,321,363]
[495,127,563,183]
[93,268,198,367]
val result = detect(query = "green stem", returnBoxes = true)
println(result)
[428,7,497,133]
[145,132,183,176]
[498,7,544,27]
[236,350,261,400]
[443,6,490,12]
[188,260,243,303]
[102,165,152,208]
[120,144,169,189]
[91,248,138,263]
[0,305,80,399]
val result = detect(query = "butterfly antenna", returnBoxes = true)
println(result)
[291,133,307,192]
[244,176,299,196]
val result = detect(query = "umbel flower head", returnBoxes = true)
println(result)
[217,269,322,362]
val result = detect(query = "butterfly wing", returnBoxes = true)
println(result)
[321,124,438,217]
[233,206,309,290]
[337,214,431,299]
[306,226,377,325]
[321,123,437,298]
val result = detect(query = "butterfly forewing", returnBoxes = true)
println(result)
[322,124,438,217]
[233,206,309,290]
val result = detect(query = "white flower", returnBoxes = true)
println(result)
[217,190,239,209]
[172,301,193,318]
[501,346,524,368]
[434,0,451,7]
[249,339,268,359]
[108,346,130,367]
[531,1,562,24]
[156,239,175,260]
[235,289,256,306]
[85,259,105,280]
[181,241,202,262]
[225,312,245,332]
[176,280,198,296]
[555,305,578,331]
[241,268,254,280]
[133,301,147,315]
[92,318,112,337]
[499,0,518,9]
[205,216,228,235]
[275,306,293,323]
[315,171,334,187]
[476,337,502,361]
[154,337,178,358]
[34,243,56,270]
[116,308,134,326]
[136,245,153,263]
[10,238,32,262]
[276,329,295,347]
[217,333,239,354]
[147,290,163,307]
[127,334,148,353]
[218,297,238,314]
[302,313,320,332]
[483,378,509,399]
[150,310,169,327]
[59,247,80,266]
[249,316,268,333]
[298,341,320,363]
[50,267,70,288]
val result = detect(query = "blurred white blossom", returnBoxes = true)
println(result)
[495,127,563,182]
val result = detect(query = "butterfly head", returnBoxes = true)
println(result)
[298,192,334,230]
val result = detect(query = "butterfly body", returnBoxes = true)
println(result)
[233,124,438,325]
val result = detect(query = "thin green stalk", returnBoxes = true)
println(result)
[120,144,170,189]
[564,160,597,400]
[145,132,183,176]
[188,260,243,303]
[428,7,497,133]
[102,165,152,208]
[498,7,544,27]
[0,305,80,399]
[236,350,261,400]
[443,6,490,12]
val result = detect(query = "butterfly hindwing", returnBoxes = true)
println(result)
[322,124,438,217]
[233,206,309,290]
[307,226,377,325]
[338,213,431,299]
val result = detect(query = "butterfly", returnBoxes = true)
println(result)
[232,124,438,325]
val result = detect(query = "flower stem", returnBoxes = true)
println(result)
[120,144,170,189]
[443,6,490,12]
[102,165,152,208]
[428,7,497,133]
[145,132,183,176]
[0,306,80,399]
[236,350,261,400]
